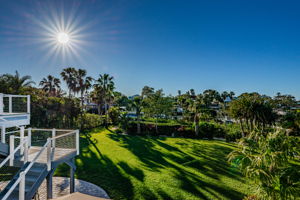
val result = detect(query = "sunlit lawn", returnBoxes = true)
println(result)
[55,128,254,200]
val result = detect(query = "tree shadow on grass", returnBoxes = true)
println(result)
[107,133,247,200]
[56,133,135,200]
[118,161,145,182]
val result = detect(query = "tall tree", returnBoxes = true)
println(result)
[141,86,154,98]
[39,75,61,96]
[143,89,173,133]
[76,69,93,106]
[229,93,277,134]
[188,94,205,136]
[130,96,143,134]
[93,73,115,116]
[61,67,77,97]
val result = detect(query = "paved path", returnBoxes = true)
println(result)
[1,177,110,200]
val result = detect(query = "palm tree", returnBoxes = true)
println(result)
[61,67,77,97]
[2,71,35,94]
[39,75,61,96]
[76,69,93,106]
[188,94,204,136]
[93,73,115,116]
[130,96,143,134]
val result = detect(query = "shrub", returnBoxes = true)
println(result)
[223,124,242,142]
[126,122,195,137]
[77,113,105,129]
[108,106,121,125]
[198,122,226,139]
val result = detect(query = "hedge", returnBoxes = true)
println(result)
[126,121,242,141]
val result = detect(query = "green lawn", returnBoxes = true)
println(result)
[55,128,254,200]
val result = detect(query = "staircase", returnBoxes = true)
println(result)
[0,129,79,200]
[0,94,79,200]
[0,163,48,200]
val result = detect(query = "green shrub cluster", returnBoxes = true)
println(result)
[125,120,242,141]
[223,124,242,142]
[127,122,194,137]
[77,113,105,129]
[198,122,226,139]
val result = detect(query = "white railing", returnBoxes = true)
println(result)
[0,136,28,168]
[2,128,79,200]
[0,93,30,114]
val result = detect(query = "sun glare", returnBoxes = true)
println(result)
[57,32,70,44]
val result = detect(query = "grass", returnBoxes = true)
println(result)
[55,127,254,200]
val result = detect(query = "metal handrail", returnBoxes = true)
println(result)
[23,140,50,174]
[2,129,79,200]
[52,130,77,140]
[2,139,50,200]
[0,137,27,168]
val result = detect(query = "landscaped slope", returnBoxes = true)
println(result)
[55,128,254,200]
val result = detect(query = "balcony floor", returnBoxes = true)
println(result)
[28,146,76,164]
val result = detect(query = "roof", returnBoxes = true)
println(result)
[52,192,109,200]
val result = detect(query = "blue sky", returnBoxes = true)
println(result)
[0,0,300,98]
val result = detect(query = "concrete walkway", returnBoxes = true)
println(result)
[0,177,110,200]
[37,177,110,200]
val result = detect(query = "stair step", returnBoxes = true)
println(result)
[25,174,38,183]
[27,166,47,175]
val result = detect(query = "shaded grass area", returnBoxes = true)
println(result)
[55,128,254,200]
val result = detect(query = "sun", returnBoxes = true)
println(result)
[57,32,70,44]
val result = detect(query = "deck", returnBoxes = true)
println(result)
[28,146,77,166]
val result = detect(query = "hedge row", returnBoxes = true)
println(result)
[126,121,242,141]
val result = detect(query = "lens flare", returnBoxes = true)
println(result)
[57,32,70,44]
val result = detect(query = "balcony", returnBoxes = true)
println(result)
[0,94,30,128]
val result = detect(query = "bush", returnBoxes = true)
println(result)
[223,124,242,142]
[126,122,195,137]
[77,113,105,129]
[108,107,121,125]
[198,122,226,139]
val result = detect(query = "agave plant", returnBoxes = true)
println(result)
[228,130,300,200]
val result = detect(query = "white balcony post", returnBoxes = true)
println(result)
[19,171,25,200]
[52,128,56,148]
[8,96,12,113]
[76,130,79,155]
[9,135,14,166]
[28,128,32,147]
[0,93,3,113]
[24,137,28,163]
[20,126,25,156]
[1,126,5,143]
[47,138,52,171]
[27,95,30,114]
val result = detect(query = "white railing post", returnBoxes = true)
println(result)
[1,126,5,143]
[9,135,14,166]
[47,138,52,171]
[8,96,12,113]
[20,126,25,156]
[28,128,32,147]
[52,128,56,148]
[76,130,79,155]
[24,137,28,163]
[19,171,25,200]
[27,95,30,114]
[0,93,3,114]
